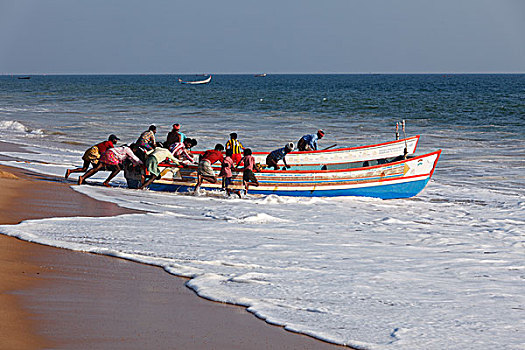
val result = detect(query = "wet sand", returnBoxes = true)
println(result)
[0,142,347,349]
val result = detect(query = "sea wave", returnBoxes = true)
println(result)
[0,120,44,135]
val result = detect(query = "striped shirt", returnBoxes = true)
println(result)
[137,130,156,150]
[169,142,194,162]
[225,139,244,154]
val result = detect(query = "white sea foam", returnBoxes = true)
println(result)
[0,120,44,135]
[0,130,524,349]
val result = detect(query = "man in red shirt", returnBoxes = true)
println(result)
[65,134,120,179]
[194,144,224,193]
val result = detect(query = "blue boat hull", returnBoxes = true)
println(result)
[149,178,430,200]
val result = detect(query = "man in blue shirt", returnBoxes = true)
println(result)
[297,129,325,151]
[266,142,294,170]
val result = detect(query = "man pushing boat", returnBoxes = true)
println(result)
[266,142,294,170]
[194,144,224,194]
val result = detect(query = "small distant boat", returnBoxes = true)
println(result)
[254,73,267,77]
[17,76,31,80]
[178,75,212,85]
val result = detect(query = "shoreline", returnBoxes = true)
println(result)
[0,142,347,349]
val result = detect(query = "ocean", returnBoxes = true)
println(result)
[0,74,524,349]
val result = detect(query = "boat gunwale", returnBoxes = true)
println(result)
[257,134,420,155]
[159,149,442,176]
[189,135,420,156]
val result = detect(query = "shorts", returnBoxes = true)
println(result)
[146,156,160,177]
[198,160,215,177]
[232,153,242,165]
[82,146,100,165]
[266,154,278,167]
[103,164,119,172]
[243,169,258,184]
[223,177,233,188]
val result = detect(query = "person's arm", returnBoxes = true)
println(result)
[283,156,290,168]
[310,135,318,150]
[149,132,157,149]
[165,150,180,165]
[181,148,194,163]
[126,148,143,166]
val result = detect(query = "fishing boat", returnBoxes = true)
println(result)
[254,73,267,77]
[178,75,212,85]
[150,149,441,199]
[180,136,419,166]
[250,135,420,166]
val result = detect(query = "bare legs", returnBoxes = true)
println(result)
[194,174,217,193]
[78,162,105,185]
[139,174,159,190]
[243,180,259,195]
[78,163,121,187]
[65,160,91,179]
[102,165,122,187]
[265,156,279,170]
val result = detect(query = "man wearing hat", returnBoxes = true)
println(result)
[65,134,120,179]
[165,123,186,148]
[297,129,325,151]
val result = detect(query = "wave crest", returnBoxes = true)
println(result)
[0,120,43,135]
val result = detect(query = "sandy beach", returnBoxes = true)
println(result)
[0,142,346,349]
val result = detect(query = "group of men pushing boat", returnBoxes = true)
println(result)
[65,124,325,196]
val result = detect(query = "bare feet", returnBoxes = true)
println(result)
[65,169,71,179]
[77,176,84,185]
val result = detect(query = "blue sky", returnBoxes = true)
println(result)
[1,0,524,74]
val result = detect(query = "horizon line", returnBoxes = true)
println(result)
[2,71,525,76]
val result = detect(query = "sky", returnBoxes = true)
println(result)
[0,0,524,74]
